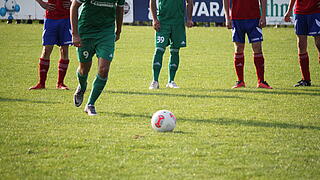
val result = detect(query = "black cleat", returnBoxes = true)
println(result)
[84,104,97,116]
[294,80,311,87]
[232,80,246,88]
[74,85,85,107]
[257,81,273,89]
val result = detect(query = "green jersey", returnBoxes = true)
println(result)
[78,0,125,39]
[157,0,185,25]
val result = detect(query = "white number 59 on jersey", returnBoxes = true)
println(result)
[156,36,165,44]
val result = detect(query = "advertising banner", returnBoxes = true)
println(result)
[133,0,293,25]
[0,0,292,25]
[0,0,134,23]
[192,0,224,23]
[124,0,134,23]
[266,0,293,25]
[134,0,225,23]
[133,0,149,21]
[0,0,41,20]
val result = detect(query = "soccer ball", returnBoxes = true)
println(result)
[151,110,176,132]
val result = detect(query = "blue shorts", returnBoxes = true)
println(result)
[42,18,72,46]
[294,13,320,36]
[232,19,263,43]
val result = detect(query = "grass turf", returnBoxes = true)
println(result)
[0,23,320,179]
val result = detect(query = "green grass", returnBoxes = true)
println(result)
[1,22,320,179]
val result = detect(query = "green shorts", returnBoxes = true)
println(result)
[77,33,115,63]
[155,23,186,48]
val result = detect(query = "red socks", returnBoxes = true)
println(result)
[234,53,265,83]
[254,53,265,83]
[36,58,69,87]
[57,59,69,84]
[234,53,244,81]
[39,58,50,86]
[299,53,310,81]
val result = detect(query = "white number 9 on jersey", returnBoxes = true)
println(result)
[83,51,89,59]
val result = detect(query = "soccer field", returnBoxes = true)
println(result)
[1,23,320,179]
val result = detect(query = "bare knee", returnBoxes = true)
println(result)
[251,42,262,54]
[60,46,69,59]
[98,65,110,78]
[234,42,245,53]
[297,35,308,54]
[78,62,92,75]
[41,45,54,59]
[314,36,320,52]
[98,59,111,78]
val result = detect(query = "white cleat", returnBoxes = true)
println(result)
[149,81,159,89]
[84,104,97,116]
[166,81,179,88]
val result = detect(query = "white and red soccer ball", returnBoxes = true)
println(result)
[151,110,176,132]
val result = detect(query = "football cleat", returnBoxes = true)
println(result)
[84,104,97,116]
[149,81,159,89]
[294,80,311,87]
[56,83,69,90]
[29,83,45,90]
[74,85,85,107]
[232,80,246,88]
[166,81,179,88]
[257,81,273,89]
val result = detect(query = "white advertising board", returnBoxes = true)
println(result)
[266,0,294,25]
[0,0,133,23]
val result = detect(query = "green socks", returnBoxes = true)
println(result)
[77,71,88,92]
[88,74,108,105]
[169,48,180,82]
[77,71,107,106]
[152,47,165,81]
[152,47,180,82]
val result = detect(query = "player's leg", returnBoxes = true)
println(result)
[167,47,180,88]
[166,23,186,88]
[293,14,311,86]
[150,24,170,89]
[296,35,311,86]
[247,19,272,89]
[78,61,92,91]
[30,19,57,90]
[251,42,271,88]
[56,45,70,89]
[74,39,94,107]
[295,35,311,86]
[29,45,54,90]
[85,57,111,116]
[308,13,320,64]
[251,42,264,82]
[84,34,114,115]
[233,42,245,88]
[150,47,165,89]
[74,62,92,107]
[315,35,320,63]
[231,20,246,88]
[56,18,72,89]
